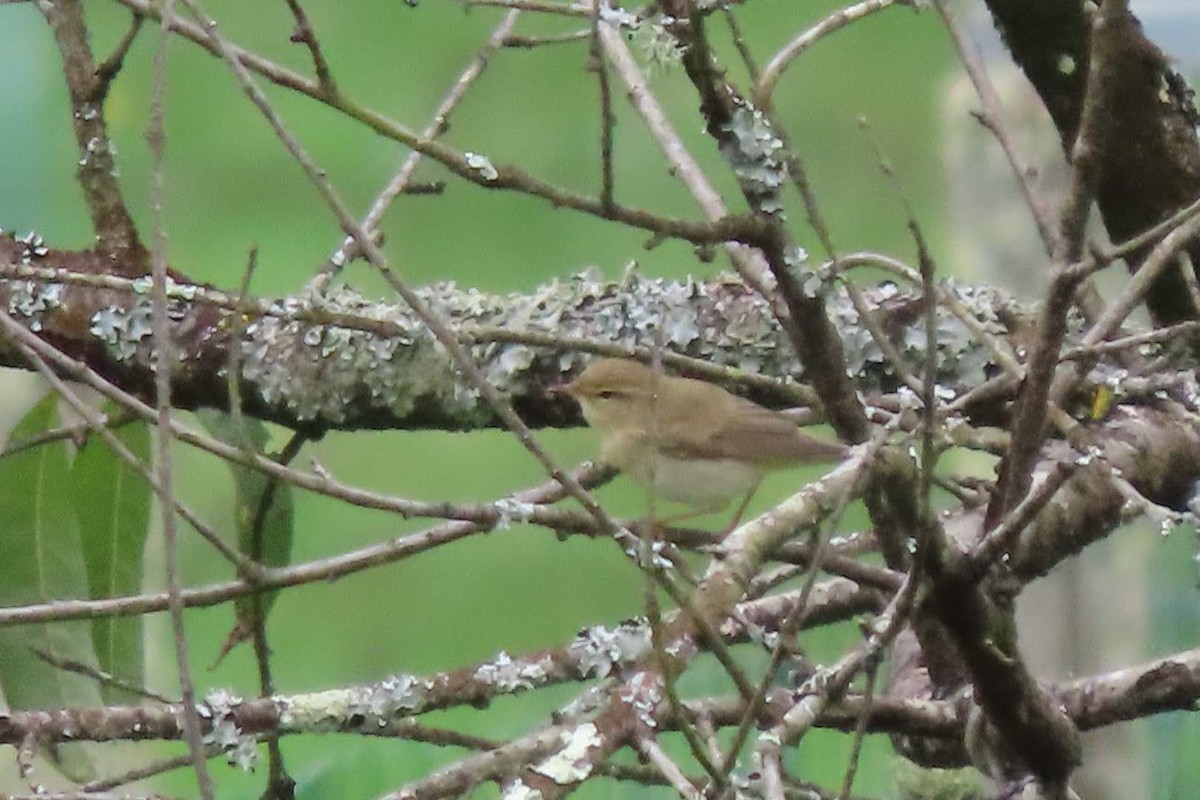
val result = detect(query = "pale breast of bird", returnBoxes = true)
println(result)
[600,428,763,509]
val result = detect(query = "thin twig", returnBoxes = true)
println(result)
[148,4,214,795]
[94,12,145,90]
[1061,319,1200,361]
[594,15,776,296]
[84,752,219,793]
[835,660,878,800]
[720,6,759,83]
[284,0,335,95]
[590,0,616,211]
[753,0,901,110]
[317,10,520,283]
[502,29,590,47]
[248,432,305,799]
[0,409,135,458]
[935,0,1057,255]
[459,0,588,14]
[33,647,176,704]
[970,460,1076,577]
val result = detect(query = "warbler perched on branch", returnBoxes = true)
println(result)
[554,358,849,532]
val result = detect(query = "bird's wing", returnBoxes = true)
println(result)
[659,396,847,466]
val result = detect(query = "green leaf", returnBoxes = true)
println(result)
[0,394,102,780]
[70,407,151,704]
[196,410,294,659]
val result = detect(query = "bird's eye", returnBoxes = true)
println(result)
[597,390,617,400]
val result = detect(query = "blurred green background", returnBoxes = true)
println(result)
[0,1,1197,798]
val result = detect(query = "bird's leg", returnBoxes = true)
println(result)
[646,481,763,537]
[720,480,763,536]
[649,506,715,531]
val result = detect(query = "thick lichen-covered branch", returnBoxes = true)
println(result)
[0,236,1033,434]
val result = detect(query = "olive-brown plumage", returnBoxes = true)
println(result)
[559,358,848,530]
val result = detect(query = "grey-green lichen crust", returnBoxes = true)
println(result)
[1,246,1056,431]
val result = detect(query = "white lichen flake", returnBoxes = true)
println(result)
[201,689,258,771]
[7,279,64,333]
[617,671,661,728]
[597,3,638,27]
[464,151,499,181]
[474,650,550,693]
[568,620,651,679]
[502,779,544,800]
[532,723,601,784]
[493,497,537,528]
[90,300,156,361]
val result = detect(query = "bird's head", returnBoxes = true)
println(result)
[553,358,663,433]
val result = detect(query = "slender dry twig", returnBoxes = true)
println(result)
[934,0,1057,255]
[84,753,220,793]
[459,0,589,14]
[0,408,136,459]
[94,12,144,89]
[284,0,335,95]
[835,661,879,800]
[636,735,702,799]
[33,647,175,704]
[147,5,214,795]
[753,0,903,110]
[721,6,759,83]
[1061,319,1200,361]
[502,29,590,47]
[594,14,776,296]
[318,9,521,282]
[589,0,616,211]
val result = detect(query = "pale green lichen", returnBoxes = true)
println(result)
[90,300,155,361]
[275,673,433,733]
[635,14,687,71]
[720,104,787,216]
[474,650,553,693]
[0,260,1054,429]
[241,285,441,424]
[7,280,64,333]
[200,689,257,771]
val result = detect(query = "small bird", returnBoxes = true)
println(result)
[555,358,849,532]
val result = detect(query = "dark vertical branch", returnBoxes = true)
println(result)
[657,2,869,444]
[986,0,1124,529]
[985,0,1200,325]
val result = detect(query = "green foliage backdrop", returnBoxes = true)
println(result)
[19,3,1198,798]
